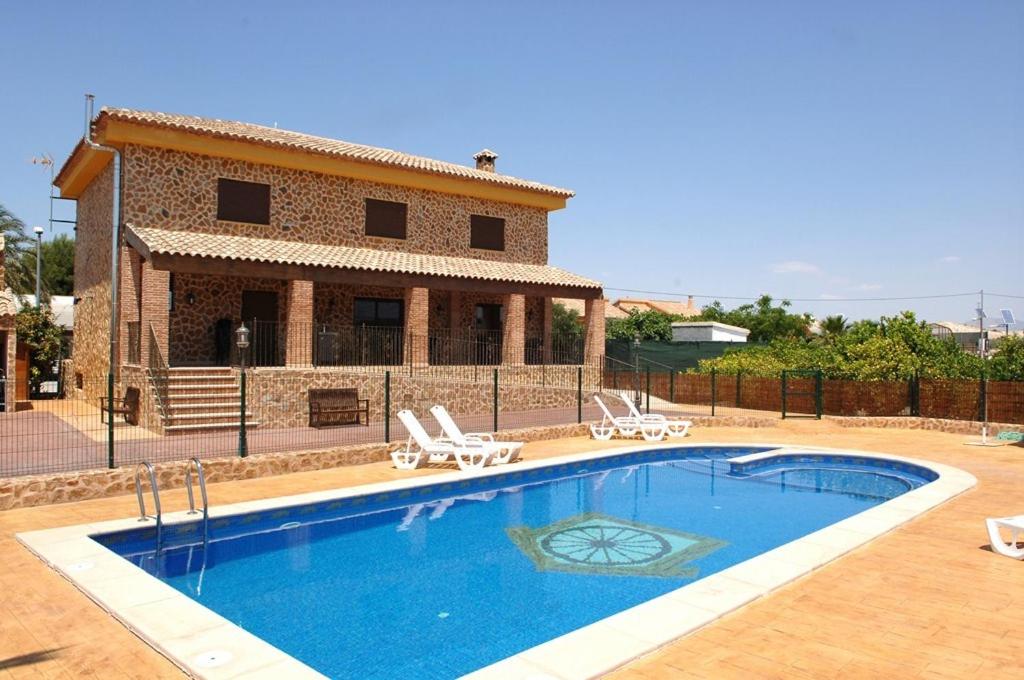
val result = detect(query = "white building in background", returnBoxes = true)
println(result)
[13,295,75,333]
[671,321,750,343]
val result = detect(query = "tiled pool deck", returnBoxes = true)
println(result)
[2,420,1023,679]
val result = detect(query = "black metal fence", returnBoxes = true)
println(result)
[1,366,649,478]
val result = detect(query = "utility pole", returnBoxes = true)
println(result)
[33,226,44,306]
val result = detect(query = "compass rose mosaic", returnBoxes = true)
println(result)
[506,512,727,578]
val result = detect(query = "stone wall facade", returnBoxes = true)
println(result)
[121,144,550,264]
[72,160,115,398]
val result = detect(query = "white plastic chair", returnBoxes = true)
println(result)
[618,392,692,437]
[986,515,1024,560]
[429,405,523,464]
[392,410,491,471]
[592,395,666,441]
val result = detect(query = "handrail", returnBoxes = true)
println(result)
[134,461,163,547]
[147,323,169,420]
[184,457,208,519]
[185,457,209,545]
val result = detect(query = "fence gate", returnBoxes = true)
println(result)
[781,369,822,419]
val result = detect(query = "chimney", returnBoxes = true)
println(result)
[473,149,498,172]
[687,295,695,309]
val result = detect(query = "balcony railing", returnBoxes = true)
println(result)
[223,321,586,369]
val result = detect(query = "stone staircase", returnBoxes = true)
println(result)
[156,367,259,435]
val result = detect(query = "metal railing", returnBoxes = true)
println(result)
[148,323,170,421]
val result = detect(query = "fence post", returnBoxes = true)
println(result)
[669,370,675,403]
[781,370,788,419]
[815,370,823,419]
[577,366,583,424]
[711,367,717,417]
[384,370,391,443]
[107,373,115,469]
[492,368,499,433]
[645,366,651,414]
[238,368,248,457]
[978,369,987,424]
[910,372,920,417]
[736,370,742,409]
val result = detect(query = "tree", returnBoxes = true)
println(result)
[819,315,849,339]
[694,295,811,342]
[14,307,65,391]
[551,301,583,337]
[988,336,1024,381]
[606,309,677,342]
[22,233,75,297]
[0,203,33,294]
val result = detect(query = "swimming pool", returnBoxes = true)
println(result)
[18,444,975,679]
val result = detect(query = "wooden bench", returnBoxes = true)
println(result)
[308,388,369,428]
[99,387,140,426]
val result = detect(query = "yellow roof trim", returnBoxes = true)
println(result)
[58,120,568,210]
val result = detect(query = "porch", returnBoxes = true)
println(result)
[119,226,606,372]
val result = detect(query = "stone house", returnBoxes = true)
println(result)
[0,237,18,412]
[55,108,604,431]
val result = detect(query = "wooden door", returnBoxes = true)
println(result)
[15,341,29,401]
[241,291,280,366]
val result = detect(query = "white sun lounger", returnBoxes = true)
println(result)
[392,410,491,471]
[618,392,692,437]
[986,515,1024,560]
[429,405,523,465]
[591,395,666,441]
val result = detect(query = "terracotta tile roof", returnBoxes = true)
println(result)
[614,298,701,317]
[553,298,629,318]
[128,225,601,291]
[0,289,17,319]
[97,108,574,199]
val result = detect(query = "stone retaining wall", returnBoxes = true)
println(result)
[828,416,1021,436]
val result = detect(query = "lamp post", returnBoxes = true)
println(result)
[32,226,44,306]
[633,333,642,410]
[236,323,250,457]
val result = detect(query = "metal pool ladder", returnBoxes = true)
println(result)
[134,461,162,548]
[184,457,210,542]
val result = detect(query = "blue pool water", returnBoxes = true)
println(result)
[94,447,935,679]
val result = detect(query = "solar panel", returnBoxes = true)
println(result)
[1000,309,1016,325]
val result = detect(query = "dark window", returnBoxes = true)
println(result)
[470,214,505,251]
[217,178,270,224]
[354,298,404,327]
[365,198,408,239]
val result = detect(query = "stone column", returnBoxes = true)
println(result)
[583,297,606,365]
[140,260,170,367]
[285,280,314,367]
[404,286,429,365]
[541,297,553,363]
[502,293,525,365]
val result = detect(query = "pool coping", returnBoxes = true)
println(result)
[16,442,976,680]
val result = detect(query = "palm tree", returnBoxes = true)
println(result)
[0,203,34,294]
[820,314,849,339]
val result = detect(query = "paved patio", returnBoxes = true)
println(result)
[1,420,1021,678]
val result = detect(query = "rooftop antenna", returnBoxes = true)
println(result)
[31,153,77,233]
[965,289,999,447]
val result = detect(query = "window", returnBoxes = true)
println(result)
[364,198,407,239]
[354,298,404,327]
[217,178,270,224]
[470,214,505,251]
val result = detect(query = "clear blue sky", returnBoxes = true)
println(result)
[2,1,1021,325]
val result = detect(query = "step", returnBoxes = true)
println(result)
[164,391,242,400]
[167,375,237,383]
[166,411,254,422]
[166,383,240,391]
[165,421,261,434]
[168,367,234,374]
[167,402,243,412]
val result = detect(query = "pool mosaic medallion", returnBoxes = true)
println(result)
[507,512,727,578]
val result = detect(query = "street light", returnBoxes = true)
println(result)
[32,226,44,306]
[236,323,250,457]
